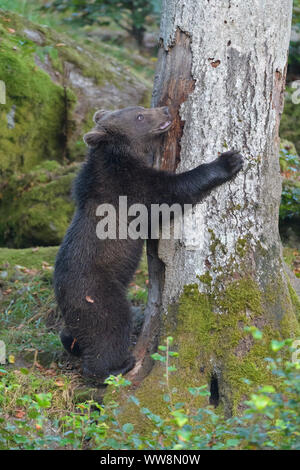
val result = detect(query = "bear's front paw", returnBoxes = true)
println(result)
[219,150,243,178]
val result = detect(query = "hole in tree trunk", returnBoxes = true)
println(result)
[209,374,220,407]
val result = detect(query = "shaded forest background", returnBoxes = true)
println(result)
[0,0,299,450]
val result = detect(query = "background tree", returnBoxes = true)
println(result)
[45,0,161,45]
[130,0,300,417]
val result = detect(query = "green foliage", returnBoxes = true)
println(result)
[279,147,300,222]
[1,333,299,450]
[280,91,300,154]
[289,0,300,74]
[44,0,161,44]
[0,0,64,28]
[280,181,300,220]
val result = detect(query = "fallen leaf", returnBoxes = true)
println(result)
[54,380,64,387]
[8,355,15,364]
[15,409,26,419]
[42,261,53,271]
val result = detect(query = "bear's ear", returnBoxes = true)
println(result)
[93,109,108,124]
[83,129,106,147]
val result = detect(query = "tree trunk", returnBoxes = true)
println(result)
[129,0,299,417]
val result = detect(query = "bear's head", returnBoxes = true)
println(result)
[83,106,172,149]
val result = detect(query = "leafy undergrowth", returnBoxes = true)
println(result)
[280,141,300,222]
[279,141,300,267]
[0,333,299,450]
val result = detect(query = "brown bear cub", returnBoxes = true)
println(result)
[54,106,243,380]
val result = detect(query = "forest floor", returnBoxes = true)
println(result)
[0,245,149,438]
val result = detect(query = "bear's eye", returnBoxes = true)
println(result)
[137,114,144,122]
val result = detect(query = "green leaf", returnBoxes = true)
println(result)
[166,336,174,345]
[128,395,140,406]
[171,410,188,427]
[250,394,273,410]
[177,428,192,442]
[188,386,210,397]
[226,438,241,448]
[271,340,286,352]
[260,385,275,393]
[151,353,165,362]
[34,393,52,408]
[252,330,263,340]
[244,326,263,340]
[122,423,134,433]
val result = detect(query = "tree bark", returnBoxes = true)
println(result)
[129,0,299,416]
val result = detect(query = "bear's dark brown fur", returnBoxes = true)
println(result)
[54,106,243,380]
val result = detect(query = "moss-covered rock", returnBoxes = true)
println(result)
[0,18,72,173]
[0,9,152,173]
[0,162,78,247]
[0,9,153,247]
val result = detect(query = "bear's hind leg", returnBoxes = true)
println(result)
[110,355,136,377]
[82,354,135,381]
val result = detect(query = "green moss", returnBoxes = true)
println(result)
[236,237,248,257]
[0,19,76,173]
[197,272,212,286]
[110,275,300,431]
[208,229,227,256]
[0,163,78,247]
[171,276,299,415]
[287,281,300,321]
